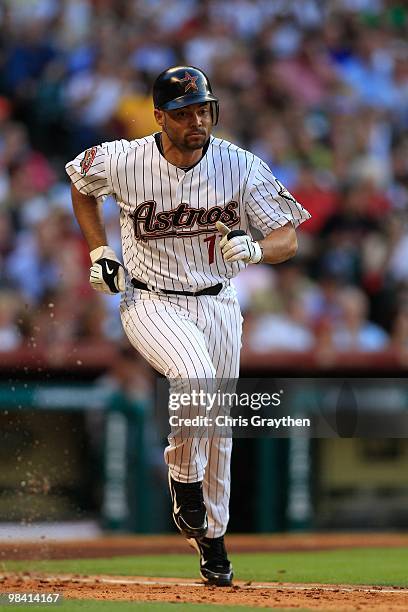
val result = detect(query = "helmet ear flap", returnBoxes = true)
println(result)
[211,101,219,126]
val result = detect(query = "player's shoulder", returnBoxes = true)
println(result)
[209,136,258,164]
[102,135,156,155]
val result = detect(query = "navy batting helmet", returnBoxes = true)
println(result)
[153,66,219,125]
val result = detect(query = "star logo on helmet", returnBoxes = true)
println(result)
[180,71,199,93]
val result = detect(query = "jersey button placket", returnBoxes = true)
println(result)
[175,175,194,290]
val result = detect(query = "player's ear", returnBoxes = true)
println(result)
[154,109,164,127]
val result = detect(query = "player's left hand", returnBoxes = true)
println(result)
[216,222,263,264]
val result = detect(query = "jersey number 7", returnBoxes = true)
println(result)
[204,234,216,265]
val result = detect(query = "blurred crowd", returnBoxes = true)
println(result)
[1,0,408,359]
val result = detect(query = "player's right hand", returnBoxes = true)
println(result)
[89,245,126,294]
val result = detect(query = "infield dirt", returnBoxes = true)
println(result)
[1,534,407,610]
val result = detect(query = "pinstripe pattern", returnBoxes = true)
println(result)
[120,283,241,537]
[65,135,311,292]
[66,133,310,539]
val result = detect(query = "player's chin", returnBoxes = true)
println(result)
[185,134,207,149]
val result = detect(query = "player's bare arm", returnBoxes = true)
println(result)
[258,222,298,264]
[71,184,107,250]
[71,184,125,294]
[217,221,297,265]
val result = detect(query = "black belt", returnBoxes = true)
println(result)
[131,278,223,296]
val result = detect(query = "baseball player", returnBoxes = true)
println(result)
[66,66,311,586]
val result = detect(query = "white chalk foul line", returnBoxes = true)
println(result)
[91,579,408,594]
[13,574,408,595]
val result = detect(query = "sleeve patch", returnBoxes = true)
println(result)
[275,178,298,205]
[80,146,98,176]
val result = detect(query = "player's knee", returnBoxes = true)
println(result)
[168,360,216,380]
[183,362,216,380]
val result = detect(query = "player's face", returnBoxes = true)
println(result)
[156,103,212,151]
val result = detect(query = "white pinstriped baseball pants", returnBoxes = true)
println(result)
[120,283,242,538]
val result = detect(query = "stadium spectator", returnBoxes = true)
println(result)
[0,0,407,358]
[0,290,23,351]
[331,286,389,352]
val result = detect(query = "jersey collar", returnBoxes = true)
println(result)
[154,132,211,173]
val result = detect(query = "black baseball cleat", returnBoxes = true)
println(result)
[168,474,208,538]
[187,536,233,586]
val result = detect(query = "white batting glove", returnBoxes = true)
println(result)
[216,222,263,264]
[89,246,126,294]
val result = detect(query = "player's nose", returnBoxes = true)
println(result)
[190,112,202,127]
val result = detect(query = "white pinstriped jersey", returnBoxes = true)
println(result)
[66,134,311,291]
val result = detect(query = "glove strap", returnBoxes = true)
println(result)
[251,241,263,264]
[90,245,119,264]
